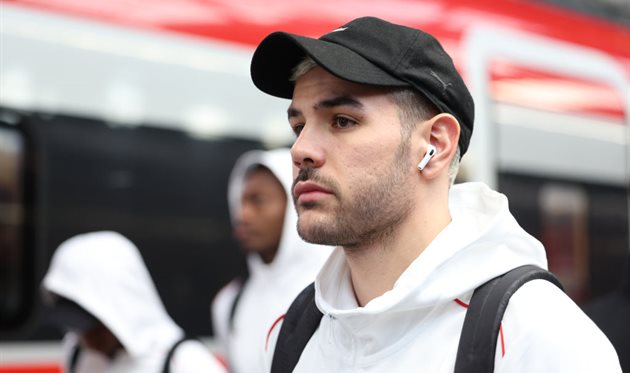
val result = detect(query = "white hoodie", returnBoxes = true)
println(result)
[264,182,621,372]
[42,231,226,373]
[211,148,333,373]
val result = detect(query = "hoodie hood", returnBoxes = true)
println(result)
[42,231,182,358]
[316,182,548,315]
[227,148,331,276]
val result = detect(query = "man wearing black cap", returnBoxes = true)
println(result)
[250,17,621,372]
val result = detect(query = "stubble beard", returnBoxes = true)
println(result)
[293,140,415,248]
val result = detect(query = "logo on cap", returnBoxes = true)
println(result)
[430,70,453,95]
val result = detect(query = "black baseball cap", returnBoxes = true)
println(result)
[251,16,475,156]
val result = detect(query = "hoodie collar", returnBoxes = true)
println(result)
[309,183,547,358]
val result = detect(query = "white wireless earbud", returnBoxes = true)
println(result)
[417,144,437,171]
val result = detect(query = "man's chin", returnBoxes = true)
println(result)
[297,217,341,246]
[238,241,261,253]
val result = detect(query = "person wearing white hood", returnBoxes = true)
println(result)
[211,148,332,373]
[248,17,622,373]
[42,231,227,373]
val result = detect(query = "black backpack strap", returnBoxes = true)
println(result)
[162,336,195,373]
[454,264,563,373]
[271,282,323,373]
[69,343,81,373]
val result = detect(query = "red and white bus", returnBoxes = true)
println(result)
[1,0,628,371]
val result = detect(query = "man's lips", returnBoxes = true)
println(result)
[233,226,252,242]
[293,181,333,203]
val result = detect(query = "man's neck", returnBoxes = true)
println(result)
[255,244,279,264]
[344,202,451,307]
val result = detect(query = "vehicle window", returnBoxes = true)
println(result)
[500,173,630,304]
[0,124,27,328]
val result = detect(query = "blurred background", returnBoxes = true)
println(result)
[1,0,628,371]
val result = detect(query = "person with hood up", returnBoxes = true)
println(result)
[211,148,332,373]
[248,16,622,372]
[42,231,227,373]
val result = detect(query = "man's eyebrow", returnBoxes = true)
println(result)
[315,95,364,110]
[287,95,364,119]
[287,107,301,119]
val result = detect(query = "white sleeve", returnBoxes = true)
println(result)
[495,280,622,373]
[169,340,228,373]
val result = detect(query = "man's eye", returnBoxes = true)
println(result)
[334,116,357,129]
[251,196,265,206]
[292,124,304,136]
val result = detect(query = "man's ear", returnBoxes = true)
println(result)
[416,113,460,180]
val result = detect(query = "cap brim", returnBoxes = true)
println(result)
[251,32,408,99]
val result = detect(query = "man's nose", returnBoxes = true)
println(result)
[236,202,253,224]
[291,124,325,170]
